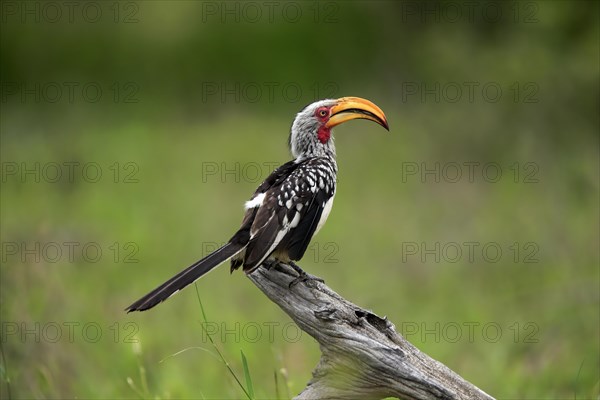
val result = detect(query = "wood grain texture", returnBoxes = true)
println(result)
[247,263,495,400]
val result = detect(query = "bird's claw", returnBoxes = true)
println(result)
[262,259,278,271]
[288,271,324,288]
[286,261,324,288]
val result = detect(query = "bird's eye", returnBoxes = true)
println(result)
[316,108,329,118]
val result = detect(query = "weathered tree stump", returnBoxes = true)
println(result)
[247,263,495,400]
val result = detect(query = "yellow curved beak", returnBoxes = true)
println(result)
[325,97,389,131]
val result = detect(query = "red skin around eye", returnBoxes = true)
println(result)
[315,107,331,143]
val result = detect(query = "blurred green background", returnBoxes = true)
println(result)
[1,1,598,399]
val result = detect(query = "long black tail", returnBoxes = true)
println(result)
[126,242,243,312]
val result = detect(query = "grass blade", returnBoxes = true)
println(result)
[195,283,252,399]
[274,369,280,400]
[240,350,255,399]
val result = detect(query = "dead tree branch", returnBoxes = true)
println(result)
[247,263,495,400]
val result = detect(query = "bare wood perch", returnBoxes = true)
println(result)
[247,263,495,400]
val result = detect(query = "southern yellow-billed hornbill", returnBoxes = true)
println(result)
[126,97,388,312]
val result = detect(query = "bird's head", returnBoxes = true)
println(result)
[289,96,389,159]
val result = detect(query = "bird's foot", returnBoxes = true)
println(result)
[286,261,325,288]
[262,259,278,271]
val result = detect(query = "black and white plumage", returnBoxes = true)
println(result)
[126,97,388,312]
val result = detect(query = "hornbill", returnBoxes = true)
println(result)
[126,97,388,312]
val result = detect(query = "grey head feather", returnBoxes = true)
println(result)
[288,99,337,161]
